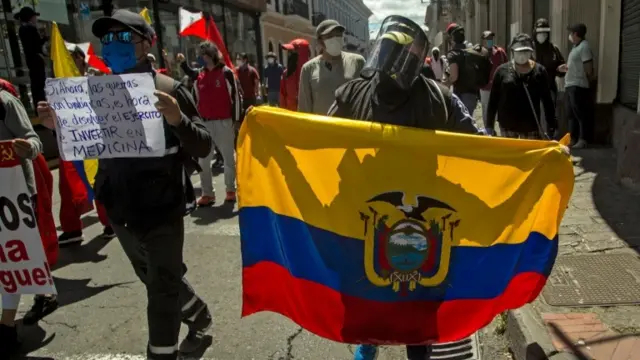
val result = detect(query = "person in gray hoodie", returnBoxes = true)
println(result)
[0,87,44,357]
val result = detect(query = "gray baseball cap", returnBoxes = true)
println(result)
[316,19,345,38]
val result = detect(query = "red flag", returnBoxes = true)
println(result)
[85,43,110,74]
[179,8,208,39]
[207,16,234,71]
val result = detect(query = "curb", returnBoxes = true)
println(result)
[506,305,580,360]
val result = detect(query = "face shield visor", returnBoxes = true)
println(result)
[361,15,429,89]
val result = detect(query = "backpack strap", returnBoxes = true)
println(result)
[420,77,452,129]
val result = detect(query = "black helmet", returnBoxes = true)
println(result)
[362,15,430,90]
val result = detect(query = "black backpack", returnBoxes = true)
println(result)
[461,44,493,88]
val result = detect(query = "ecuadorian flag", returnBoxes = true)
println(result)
[237,107,574,344]
[51,22,97,202]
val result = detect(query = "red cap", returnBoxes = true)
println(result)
[446,23,460,34]
[282,38,309,51]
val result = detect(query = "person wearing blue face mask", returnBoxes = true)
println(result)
[36,9,214,360]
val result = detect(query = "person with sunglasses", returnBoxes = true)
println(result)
[36,10,214,360]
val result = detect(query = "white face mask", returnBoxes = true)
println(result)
[267,58,275,64]
[323,37,344,56]
[236,60,245,67]
[513,52,531,65]
[568,34,574,43]
[536,33,548,44]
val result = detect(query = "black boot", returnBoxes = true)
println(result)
[179,307,212,354]
[22,294,59,325]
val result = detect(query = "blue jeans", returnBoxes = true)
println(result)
[267,91,280,106]
[458,92,478,116]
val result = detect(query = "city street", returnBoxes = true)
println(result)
[13,168,511,360]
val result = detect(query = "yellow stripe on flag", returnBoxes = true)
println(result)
[140,8,152,25]
[50,22,81,78]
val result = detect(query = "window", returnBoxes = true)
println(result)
[224,7,258,66]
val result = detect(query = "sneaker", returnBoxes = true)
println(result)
[179,312,212,354]
[102,226,116,239]
[354,345,379,360]
[197,195,216,207]
[225,191,237,203]
[0,324,20,357]
[58,231,84,245]
[22,295,59,325]
[572,139,587,149]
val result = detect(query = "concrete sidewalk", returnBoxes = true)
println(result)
[506,148,640,360]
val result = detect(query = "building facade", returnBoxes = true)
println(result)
[260,0,371,66]
[312,0,372,55]
[456,0,640,188]
[0,0,267,115]
[261,0,316,63]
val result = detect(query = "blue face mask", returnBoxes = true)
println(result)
[486,40,494,48]
[101,41,137,74]
[197,56,206,67]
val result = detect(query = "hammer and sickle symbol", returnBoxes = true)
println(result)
[0,147,14,162]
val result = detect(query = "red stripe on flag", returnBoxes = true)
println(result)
[242,262,547,345]
[180,17,208,39]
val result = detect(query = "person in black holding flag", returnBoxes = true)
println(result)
[327,15,482,360]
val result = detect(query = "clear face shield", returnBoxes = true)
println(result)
[361,15,429,89]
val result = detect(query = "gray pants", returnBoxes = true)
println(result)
[113,218,209,359]
[199,119,236,195]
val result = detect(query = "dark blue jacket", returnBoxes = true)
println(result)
[263,63,284,92]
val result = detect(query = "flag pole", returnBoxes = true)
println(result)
[151,0,166,68]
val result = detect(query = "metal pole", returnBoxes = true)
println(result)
[220,0,230,50]
[151,0,166,68]
[2,0,30,108]
[255,12,263,70]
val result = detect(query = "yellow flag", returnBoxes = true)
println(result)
[140,8,152,25]
[50,22,81,78]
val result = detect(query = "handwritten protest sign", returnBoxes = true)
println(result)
[0,141,56,296]
[45,73,166,161]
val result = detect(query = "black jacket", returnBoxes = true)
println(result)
[95,70,211,229]
[534,41,565,92]
[328,73,478,134]
[19,23,47,71]
[487,61,557,134]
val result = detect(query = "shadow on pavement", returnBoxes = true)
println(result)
[52,277,135,308]
[52,233,114,271]
[574,147,640,254]
[14,321,55,359]
[190,202,238,225]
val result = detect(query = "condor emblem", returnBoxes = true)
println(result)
[359,191,460,293]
